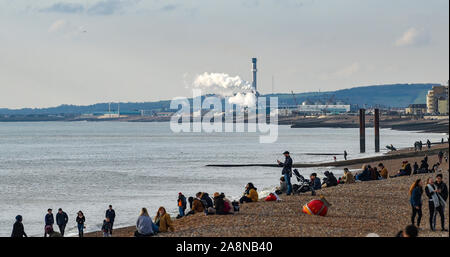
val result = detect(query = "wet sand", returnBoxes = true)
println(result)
[85,145,449,237]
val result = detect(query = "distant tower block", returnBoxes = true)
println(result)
[252,58,257,94]
[359,109,366,153]
[374,109,380,153]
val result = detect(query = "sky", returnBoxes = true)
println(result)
[0,0,448,109]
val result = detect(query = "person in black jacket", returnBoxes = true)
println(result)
[322,171,338,188]
[11,215,27,238]
[213,192,227,215]
[434,174,448,231]
[410,179,423,228]
[105,205,116,234]
[44,209,54,237]
[277,151,293,195]
[425,177,439,231]
[76,211,86,237]
[56,208,68,236]
[177,193,187,217]
[356,165,371,181]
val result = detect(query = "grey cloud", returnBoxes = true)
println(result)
[40,2,85,14]
[87,0,140,15]
[161,4,178,12]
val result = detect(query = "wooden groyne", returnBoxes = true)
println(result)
[206,145,449,169]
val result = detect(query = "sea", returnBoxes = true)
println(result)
[0,121,446,236]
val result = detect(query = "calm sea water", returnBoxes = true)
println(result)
[0,121,445,236]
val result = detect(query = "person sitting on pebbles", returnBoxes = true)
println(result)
[154,207,174,233]
[213,192,233,215]
[340,168,355,184]
[275,176,287,195]
[185,194,205,216]
[390,161,412,178]
[239,183,259,203]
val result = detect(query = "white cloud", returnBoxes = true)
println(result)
[333,62,360,78]
[395,27,430,47]
[48,19,68,33]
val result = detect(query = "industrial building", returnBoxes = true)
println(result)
[297,104,351,115]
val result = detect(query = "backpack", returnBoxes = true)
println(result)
[265,193,277,201]
[232,201,240,212]
[223,201,231,213]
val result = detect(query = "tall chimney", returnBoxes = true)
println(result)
[252,58,257,93]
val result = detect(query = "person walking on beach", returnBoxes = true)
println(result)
[427,139,431,149]
[102,217,113,237]
[56,208,68,236]
[409,179,423,228]
[434,174,448,231]
[425,177,440,231]
[438,150,444,164]
[11,215,27,237]
[134,208,155,237]
[105,205,116,234]
[177,192,187,217]
[344,150,348,160]
[76,211,86,237]
[277,151,293,196]
[44,208,54,237]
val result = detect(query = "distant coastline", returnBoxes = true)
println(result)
[1,115,448,134]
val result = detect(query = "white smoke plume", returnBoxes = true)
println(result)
[229,92,256,107]
[193,72,256,107]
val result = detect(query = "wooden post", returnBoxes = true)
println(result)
[374,109,380,153]
[359,109,365,153]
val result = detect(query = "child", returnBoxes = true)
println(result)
[102,217,112,237]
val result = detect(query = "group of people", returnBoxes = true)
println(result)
[137,186,255,237]
[411,154,444,175]
[414,139,432,151]
[275,151,340,196]
[11,147,448,238]
[409,174,448,232]
[275,149,448,236]
[175,191,239,219]
[352,163,389,181]
[11,205,115,238]
[134,207,174,237]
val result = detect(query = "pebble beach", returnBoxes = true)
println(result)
[86,144,449,237]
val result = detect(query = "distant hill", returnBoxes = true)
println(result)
[268,83,436,108]
[0,83,437,115]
